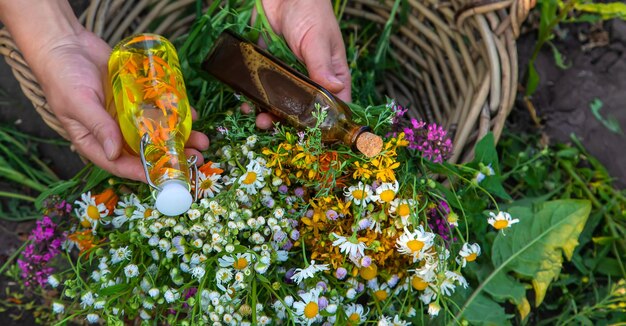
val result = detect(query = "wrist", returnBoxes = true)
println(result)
[0,0,83,71]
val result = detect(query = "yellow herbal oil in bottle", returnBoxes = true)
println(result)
[202,31,382,157]
[108,33,194,216]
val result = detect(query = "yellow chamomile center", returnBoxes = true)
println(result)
[233,257,248,270]
[397,204,411,217]
[144,208,153,218]
[374,290,388,301]
[352,189,365,200]
[348,313,360,322]
[379,190,395,203]
[87,205,101,220]
[412,276,428,291]
[303,302,319,319]
[407,239,425,252]
[360,264,378,281]
[242,172,258,185]
[493,220,509,230]
[466,253,478,262]
[201,178,213,190]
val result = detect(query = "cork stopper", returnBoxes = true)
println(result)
[356,132,383,158]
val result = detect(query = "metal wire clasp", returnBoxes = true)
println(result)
[139,133,199,202]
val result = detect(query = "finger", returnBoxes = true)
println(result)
[256,112,277,130]
[296,27,352,102]
[240,102,253,114]
[65,122,146,182]
[191,107,198,121]
[187,131,210,151]
[70,88,124,160]
[184,148,205,166]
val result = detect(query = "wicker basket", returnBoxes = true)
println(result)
[0,0,534,163]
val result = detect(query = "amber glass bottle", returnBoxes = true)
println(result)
[202,31,382,157]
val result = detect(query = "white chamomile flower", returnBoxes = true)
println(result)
[428,302,441,317]
[331,233,367,259]
[388,198,416,222]
[371,181,399,204]
[52,302,64,314]
[343,182,373,206]
[456,243,481,267]
[396,225,435,262]
[47,275,60,288]
[110,246,132,264]
[112,194,140,228]
[488,211,519,233]
[198,172,223,198]
[140,309,151,320]
[389,314,411,325]
[86,313,100,324]
[80,292,95,308]
[371,283,390,301]
[132,202,157,221]
[216,268,233,283]
[148,288,160,298]
[290,260,330,284]
[292,288,322,324]
[219,253,253,270]
[239,161,267,195]
[345,303,368,324]
[74,192,108,233]
[93,300,106,309]
[124,264,139,278]
[191,266,206,280]
[164,289,179,303]
[246,135,258,147]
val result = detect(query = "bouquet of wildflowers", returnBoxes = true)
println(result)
[10,101,523,326]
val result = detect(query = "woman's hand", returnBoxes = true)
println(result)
[0,0,208,182]
[247,0,351,129]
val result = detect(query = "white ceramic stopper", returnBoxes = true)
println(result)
[155,180,192,216]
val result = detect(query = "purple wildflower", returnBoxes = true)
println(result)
[403,119,453,163]
[289,229,300,241]
[294,187,305,198]
[285,268,296,284]
[316,281,328,292]
[427,201,457,244]
[317,296,329,310]
[391,102,408,125]
[325,209,338,221]
[278,185,289,194]
[360,256,372,268]
[18,216,66,287]
[335,267,347,280]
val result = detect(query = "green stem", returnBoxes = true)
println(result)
[0,240,30,275]
[0,191,35,202]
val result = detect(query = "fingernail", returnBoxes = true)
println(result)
[104,139,116,160]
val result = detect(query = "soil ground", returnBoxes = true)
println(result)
[0,8,625,324]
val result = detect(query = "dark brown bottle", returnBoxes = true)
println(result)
[202,30,382,157]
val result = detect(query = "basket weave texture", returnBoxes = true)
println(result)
[0,0,534,163]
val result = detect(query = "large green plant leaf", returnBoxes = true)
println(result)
[458,200,591,322]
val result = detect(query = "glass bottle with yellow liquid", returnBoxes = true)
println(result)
[108,33,196,216]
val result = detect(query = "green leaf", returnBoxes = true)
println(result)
[589,98,623,135]
[492,200,591,305]
[473,133,499,174]
[99,283,129,296]
[459,200,591,320]
[574,2,626,20]
[461,292,513,326]
[548,42,571,69]
[526,63,540,96]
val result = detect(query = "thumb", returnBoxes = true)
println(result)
[298,35,346,96]
[72,90,124,160]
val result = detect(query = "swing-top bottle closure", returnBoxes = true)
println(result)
[202,30,383,158]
